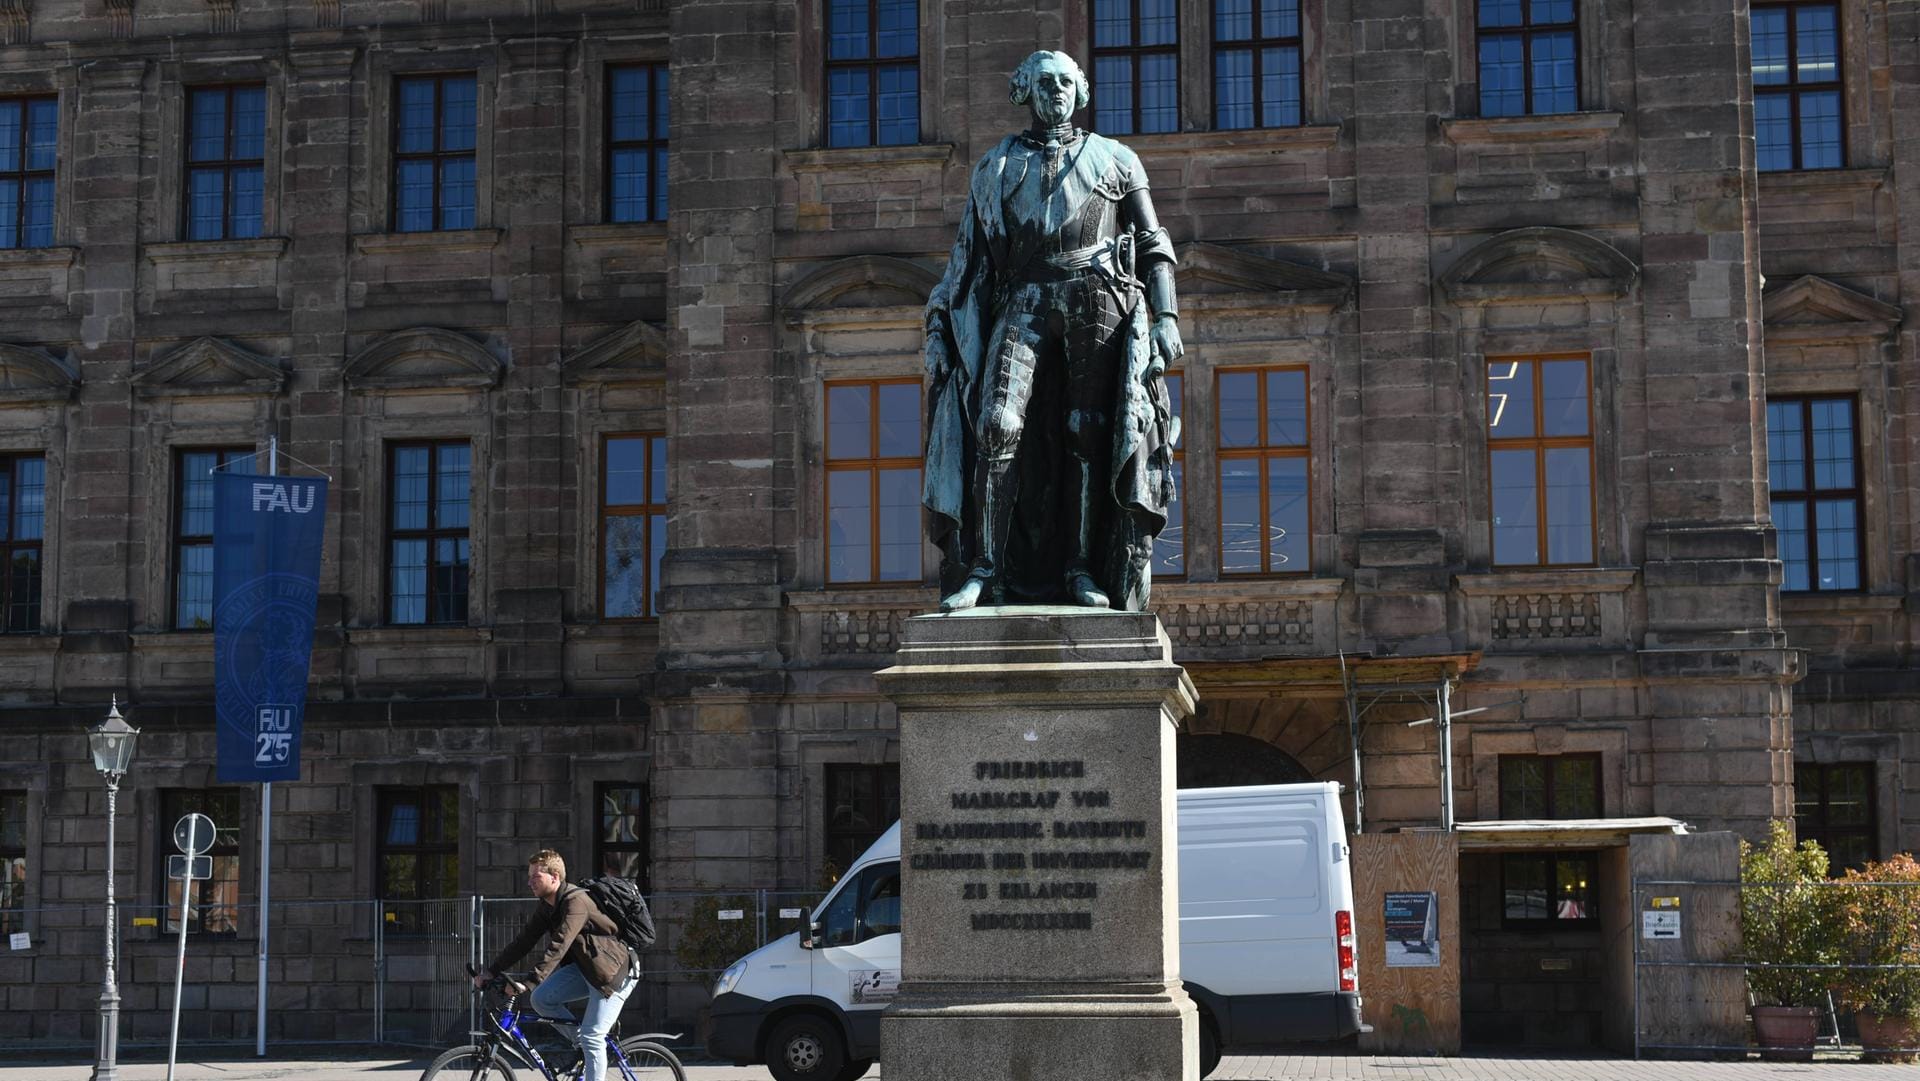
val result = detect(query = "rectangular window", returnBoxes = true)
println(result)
[173,447,252,630]
[0,454,45,634]
[1213,0,1303,129]
[826,0,919,148]
[1751,2,1843,171]
[607,65,668,223]
[1093,0,1179,135]
[1499,754,1601,819]
[1487,356,1593,567]
[826,380,922,584]
[1768,396,1860,592]
[0,97,55,250]
[393,73,477,232]
[1502,851,1598,929]
[594,783,650,892]
[602,434,668,620]
[158,789,242,936]
[823,764,900,881]
[387,442,471,625]
[1477,0,1578,117]
[184,85,267,241]
[1217,367,1309,575]
[0,790,23,936]
[1795,762,1875,871]
[376,785,459,933]
[1153,372,1185,578]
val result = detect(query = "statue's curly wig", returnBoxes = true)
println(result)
[1008,50,1090,111]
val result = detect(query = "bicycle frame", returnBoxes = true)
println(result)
[480,995,682,1081]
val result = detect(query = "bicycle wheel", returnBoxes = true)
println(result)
[613,1037,686,1081]
[421,1043,519,1081]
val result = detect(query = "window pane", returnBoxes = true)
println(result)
[1767,400,1806,491]
[1267,456,1308,572]
[875,64,919,146]
[232,86,267,160]
[1215,50,1254,130]
[440,77,477,152]
[1140,0,1177,46]
[1156,457,1184,576]
[1093,56,1135,135]
[1531,0,1573,23]
[395,159,435,233]
[385,799,420,845]
[1479,35,1525,118]
[1491,449,1538,565]
[827,68,871,148]
[24,100,54,172]
[439,157,476,231]
[1774,498,1809,591]
[601,786,646,843]
[12,458,41,541]
[606,437,649,506]
[877,467,920,581]
[1539,360,1588,436]
[1266,369,1308,446]
[6,549,37,632]
[1501,758,1547,818]
[650,436,667,501]
[1827,765,1872,826]
[188,89,228,162]
[432,537,470,623]
[828,384,871,459]
[829,0,871,60]
[1261,46,1302,128]
[604,515,647,619]
[1093,0,1132,48]
[1553,758,1598,817]
[1216,0,1253,41]
[180,452,219,536]
[654,66,670,139]
[1554,857,1592,919]
[610,148,649,223]
[22,178,51,248]
[0,791,23,850]
[1479,0,1524,29]
[435,444,471,529]
[876,0,916,58]
[1798,89,1842,169]
[1809,398,1853,489]
[1544,446,1592,564]
[1138,53,1178,134]
[1503,856,1549,920]
[1814,499,1858,590]
[1754,93,1794,171]
[1219,371,1259,447]
[0,103,18,172]
[648,512,666,617]
[1263,0,1300,38]
[653,146,668,221]
[1795,5,1839,82]
[876,383,919,458]
[391,447,429,530]
[397,78,436,154]
[610,67,650,143]
[176,543,214,629]
[1531,30,1577,114]
[389,539,427,623]
[230,166,264,239]
[0,178,16,249]
[1220,459,1261,573]
[828,471,871,583]
[1751,8,1790,84]
[1487,361,1534,437]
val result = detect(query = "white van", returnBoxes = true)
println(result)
[705,782,1362,1081]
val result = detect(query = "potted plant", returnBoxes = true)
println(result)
[1740,821,1839,1061]
[1832,854,1920,1062]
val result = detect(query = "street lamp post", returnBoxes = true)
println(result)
[87,697,139,1081]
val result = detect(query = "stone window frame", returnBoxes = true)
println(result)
[370,782,463,933]
[1453,0,1609,119]
[1766,393,1865,593]
[1750,0,1847,172]
[154,57,286,245]
[384,439,475,627]
[1088,0,1182,135]
[1471,0,1580,118]
[1794,761,1877,870]
[604,64,669,224]
[598,431,668,621]
[1214,364,1314,578]
[1499,849,1600,931]
[363,48,498,235]
[1483,352,1598,570]
[797,0,942,149]
[1496,751,1602,818]
[129,761,260,941]
[569,755,654,895]
[573,40,669,230]
[154,786,245,938]
[1468,727,1627,820]
[0,94,57,250]
[0,785,27,936]
[0,68,72,252]
[351,762,475,925]
[1206,0,1307,131]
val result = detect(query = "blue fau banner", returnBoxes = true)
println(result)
[213,472,328,783]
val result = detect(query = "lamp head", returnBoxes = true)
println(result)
[87,695,139,779]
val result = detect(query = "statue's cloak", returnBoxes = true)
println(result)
[923,132,1177,611]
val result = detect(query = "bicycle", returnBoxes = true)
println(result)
[419,966,686,1081]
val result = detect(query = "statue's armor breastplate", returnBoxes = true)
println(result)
[999,140,1128,277]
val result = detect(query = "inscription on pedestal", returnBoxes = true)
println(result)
[908,758,1154,933]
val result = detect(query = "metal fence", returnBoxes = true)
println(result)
[1632,876,1920,1060]
[0,888,823,1054]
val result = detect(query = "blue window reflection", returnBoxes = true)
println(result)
[1750,3,1844,171]
[0,98,56,250]
[1477,0,1577,117]
[1770,396,1860,592]
[826,0,918,147]
[1213,0,1302,130]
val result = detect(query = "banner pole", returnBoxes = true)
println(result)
[256,435,277,1058]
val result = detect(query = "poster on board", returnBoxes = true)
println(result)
[1384,890,1440,968]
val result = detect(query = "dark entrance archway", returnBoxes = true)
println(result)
[1176,731,1316,789]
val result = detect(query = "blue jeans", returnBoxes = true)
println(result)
[530,961,637,1081]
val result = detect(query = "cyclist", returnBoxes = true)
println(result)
[474,849,637,1081]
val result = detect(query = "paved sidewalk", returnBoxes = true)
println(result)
[8,1052,1920,1080]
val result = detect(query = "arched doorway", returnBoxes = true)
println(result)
[1177,731,1316,789]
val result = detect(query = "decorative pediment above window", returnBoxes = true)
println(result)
[0,342,76,404]
[345,327,505,391]
[562,320,668,386]
[1763,275,1904,344]
[133,337,286,399]
[1439,226,1639,305]
[783,255,941,312]
[1174,242,1354,312]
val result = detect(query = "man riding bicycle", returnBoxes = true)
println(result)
[474,849,637,1081]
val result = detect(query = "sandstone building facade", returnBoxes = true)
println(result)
[0,0,1911,1053]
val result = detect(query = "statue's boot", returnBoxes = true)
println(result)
[939,577,984,613]
[942,455,1017,613]
[1063,456,1111,609]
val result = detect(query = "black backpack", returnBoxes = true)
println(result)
[578,877,657,952]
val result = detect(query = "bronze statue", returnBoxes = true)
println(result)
[923,50,1182,614]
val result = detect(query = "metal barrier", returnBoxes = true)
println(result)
[0,887,822,1053]
[1632,875,1920,1060]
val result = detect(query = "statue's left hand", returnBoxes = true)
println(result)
[1148,314,1183,379]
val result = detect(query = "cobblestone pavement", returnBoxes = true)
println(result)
[7,1051,1920,1080]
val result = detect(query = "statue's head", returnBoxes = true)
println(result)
[1008,50,1089,126]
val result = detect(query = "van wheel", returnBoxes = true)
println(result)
[1198,1015,1222,1079]
[766,1014,847,1081]
[836,1059,874,1081]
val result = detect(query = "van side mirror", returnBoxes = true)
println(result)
[802,919,822,950]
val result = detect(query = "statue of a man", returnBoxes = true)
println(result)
[922,50,1182,614]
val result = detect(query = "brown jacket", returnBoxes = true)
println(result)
[489,885,631,994]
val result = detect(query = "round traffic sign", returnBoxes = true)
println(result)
[172,812,217,856]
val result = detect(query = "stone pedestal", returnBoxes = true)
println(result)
[875,607,1198,1081]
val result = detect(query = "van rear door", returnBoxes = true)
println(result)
[1178,787,1334,997]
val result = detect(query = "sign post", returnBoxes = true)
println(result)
[166,814,217,1081]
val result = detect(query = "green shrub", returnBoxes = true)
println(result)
[1740,820,1841,1008]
